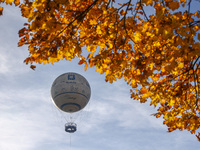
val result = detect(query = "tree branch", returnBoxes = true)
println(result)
[57,0,99,37]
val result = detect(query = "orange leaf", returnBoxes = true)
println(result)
[30,65,36,70]
[140,87,148,94]
[78,60,85,65]
[0,7,3,16]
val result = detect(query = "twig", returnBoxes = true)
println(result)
[57,0,99,37]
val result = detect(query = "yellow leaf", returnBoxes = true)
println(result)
[153,41,161,47]
[142,92,151,99]
[178,62,184,69]
[161,66,165,72]
[105,74,117,83]
[133,32,141,42]
[90,19,98,25]
[169,99,175,106]
[96,26,102,34]
[84,63,88,71]
[105,69,110,75]
[6,0,14,5]
[131,80,137,88]
[103,9,107,15]
[87,45,96,52]
[152,74,160,81]
[149,63,154,70]
[142,0,153,6]
[136,69,141,75]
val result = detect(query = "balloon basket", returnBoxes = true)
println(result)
[65,122,77,133]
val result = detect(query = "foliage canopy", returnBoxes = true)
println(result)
[1,0,200,141]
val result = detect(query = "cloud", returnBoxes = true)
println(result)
[87,79,164,130]
[0,6,29,75]
[0,86,62,150]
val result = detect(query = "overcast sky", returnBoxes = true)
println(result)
[0,3,200,150]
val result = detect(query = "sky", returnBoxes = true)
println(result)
[0,2,200,150]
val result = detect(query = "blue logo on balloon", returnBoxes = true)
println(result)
[68,74,75,80]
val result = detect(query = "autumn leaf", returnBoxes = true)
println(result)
[152,74,160,81]
[142,0,153,6]
[168,1,180,11]
[140,87,148,94]
[105,74,117,83]
[178,62,184,69]
[0,6,3,15]
[5,0,14,5]
[78,60,85,65]
[196,133,200,142]
[14,0,19,6]
[30,65,36,70]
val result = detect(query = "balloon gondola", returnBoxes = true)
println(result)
[65,122,77,133]
[51,72,91,133]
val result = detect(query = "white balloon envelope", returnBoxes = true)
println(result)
[51,72,91,113]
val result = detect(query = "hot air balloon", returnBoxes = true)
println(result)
[51,72,91,133]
